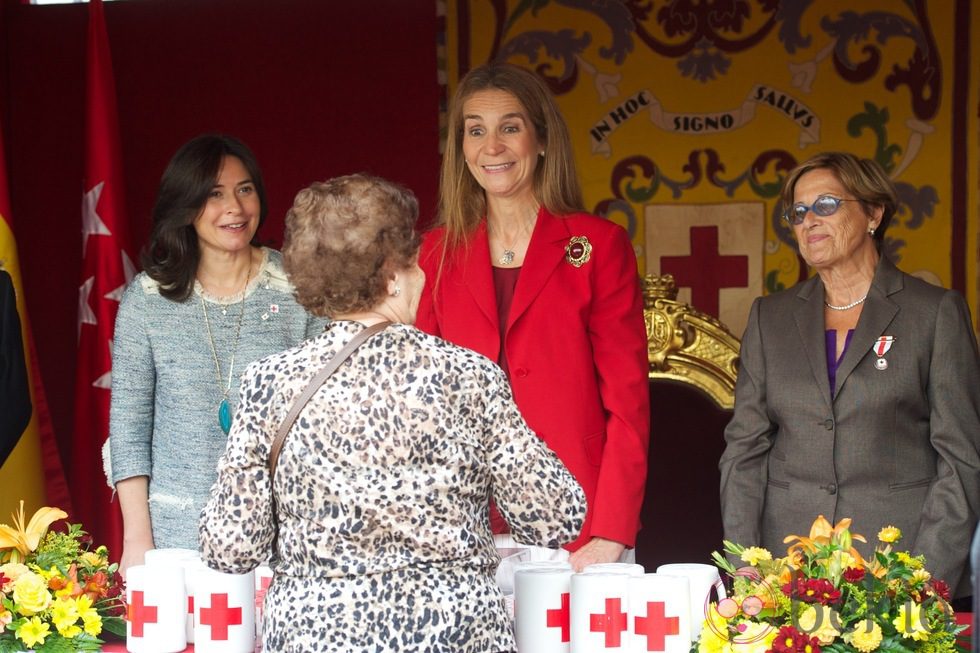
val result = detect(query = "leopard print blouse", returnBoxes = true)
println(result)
[200,320,586,652]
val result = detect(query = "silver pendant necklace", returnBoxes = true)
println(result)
[490,214,534,266]
[201,268,249,435]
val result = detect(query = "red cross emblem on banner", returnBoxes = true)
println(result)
[635,601,681,651]
[546,592,571,642]
[660,225,749,317]
[128,590,158,637]
[590,597,628,647]
[199,592,243,640]
[188,595,194,615]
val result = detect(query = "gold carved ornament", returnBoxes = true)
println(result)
[643,274,741,410]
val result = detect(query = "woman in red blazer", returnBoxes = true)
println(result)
[417,63,650,570]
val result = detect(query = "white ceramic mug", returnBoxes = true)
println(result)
[626,573,691,653]
[655,563,727,642]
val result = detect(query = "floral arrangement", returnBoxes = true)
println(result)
[0,501,125,652]
[700,516,966,653]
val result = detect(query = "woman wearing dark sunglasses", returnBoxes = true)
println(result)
[720,151,980,601]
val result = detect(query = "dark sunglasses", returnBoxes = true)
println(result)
[783,195,860,226]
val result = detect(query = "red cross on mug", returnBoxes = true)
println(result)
[635,601,681,651]
[590,597,629,647]
[199,592,243,640]
[545,592,571,642]
[128,590,159,638]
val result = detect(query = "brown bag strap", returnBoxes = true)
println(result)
[268,320,391,480]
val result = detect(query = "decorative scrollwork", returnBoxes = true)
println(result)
[626,0,780,82]
[644,273,740,409]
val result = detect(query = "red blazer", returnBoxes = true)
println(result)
[417,207,650,550]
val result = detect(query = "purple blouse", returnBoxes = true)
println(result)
[825,329,855,398]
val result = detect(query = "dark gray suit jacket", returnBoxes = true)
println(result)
[720,256,980,595]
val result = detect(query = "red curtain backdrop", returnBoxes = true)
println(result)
[2,0,440,532]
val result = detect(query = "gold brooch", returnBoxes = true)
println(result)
[565,236,592,268]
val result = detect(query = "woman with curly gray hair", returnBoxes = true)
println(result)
[200,173,586,652]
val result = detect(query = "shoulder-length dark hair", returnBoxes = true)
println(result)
[141,134,268,301]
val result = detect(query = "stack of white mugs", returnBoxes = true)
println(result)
[124,548,273,653]
[512,561,725,653]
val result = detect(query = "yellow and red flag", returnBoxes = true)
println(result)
[71,0,135,559]
[0,110,70,521]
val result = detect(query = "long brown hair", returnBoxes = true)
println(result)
[436,63,584,251]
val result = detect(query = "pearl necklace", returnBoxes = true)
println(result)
[824,294,867,311]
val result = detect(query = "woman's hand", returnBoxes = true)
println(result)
[568,537,626,572]
[119,535,154,580]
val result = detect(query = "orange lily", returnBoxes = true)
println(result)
[783,515,867,568]
[0,501,68,564]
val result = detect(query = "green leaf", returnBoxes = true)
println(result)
[711,550,737,575]
[0,635,23,653]
[36,635,71,652]
[101,616,127,638]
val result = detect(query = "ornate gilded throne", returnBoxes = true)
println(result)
[635,274,741,570]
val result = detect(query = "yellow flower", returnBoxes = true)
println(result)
[12,570,52,615]
[76,593,103,635]
[82,610,103,636]
[877,526,901,543]
[37,564,62,581]
[51,596,80,632]
[740,547,773,566]
[15,615,51,648]
[0,501,67,563]
[797,605,842,644]
[845,620,883,652]
[80,551,105,567]
[895,552,924,569]
[75,593,95,613]
[60,623,83,638]
[54,579,78,600]
[894,602,930,641]
[911,569,932,585]
[698,605,733,653]
[732,620,777,653]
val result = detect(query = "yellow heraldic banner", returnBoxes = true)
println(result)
[448,0,978,338]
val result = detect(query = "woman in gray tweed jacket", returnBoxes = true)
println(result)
[109,134,324,577]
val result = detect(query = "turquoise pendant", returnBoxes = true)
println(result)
[218,398,232,435]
